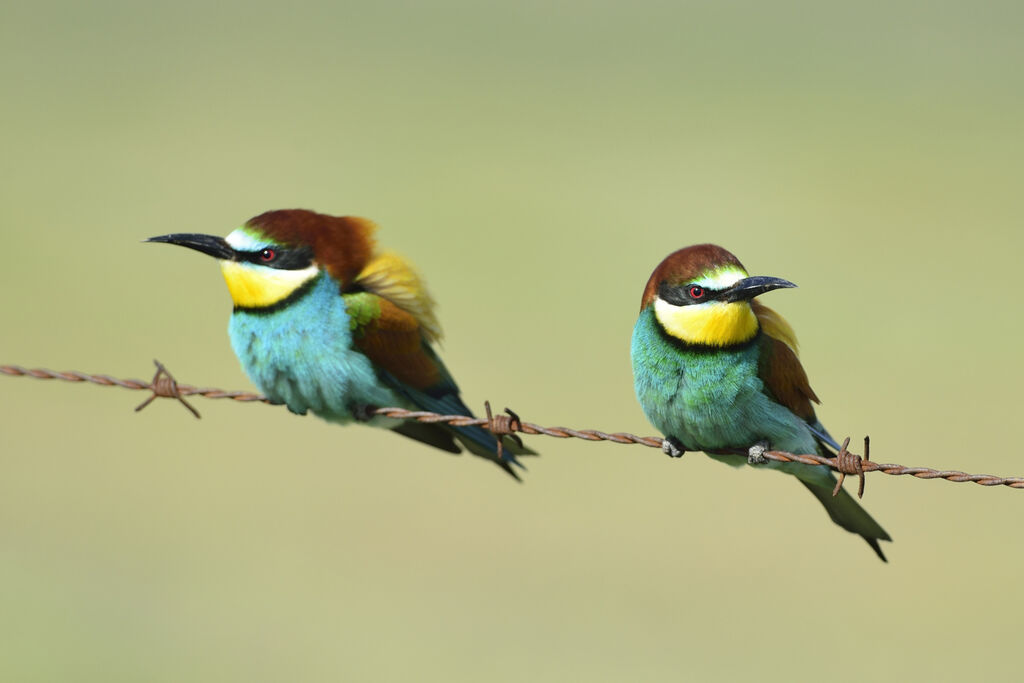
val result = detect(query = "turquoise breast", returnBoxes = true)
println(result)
[228,272,403,423]
[630,306,816,455]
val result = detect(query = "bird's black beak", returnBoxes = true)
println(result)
[145,233,235,260]
[721,276,797,302]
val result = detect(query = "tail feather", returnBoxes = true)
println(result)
[798,480,892,561]
[388,418,536,480]
[391,421,461,454]
[454,426,537,481]
[381,368,538,479]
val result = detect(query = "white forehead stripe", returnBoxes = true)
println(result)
[225,228,270,251]
[693,266,747,290]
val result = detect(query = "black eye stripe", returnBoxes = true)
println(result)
[658,282,723,306]
[658,282,688,306]
[239,245,315,270]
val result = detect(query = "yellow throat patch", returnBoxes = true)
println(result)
[219,260,319,309]
[654,298,759,346]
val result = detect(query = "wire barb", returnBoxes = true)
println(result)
[4,361,1024,491]
[135,360,201,419]
[832,436,867,499]
[484,400,525,463]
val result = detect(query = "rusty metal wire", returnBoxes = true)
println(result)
[1,363,270,403]
[833,436,867,498]
[134,360,201,419]
[4,362,1023,492]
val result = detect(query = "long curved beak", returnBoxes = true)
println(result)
[721,275,796,302]
[146,233,235,260]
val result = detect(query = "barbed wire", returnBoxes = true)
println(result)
[3,361,1023,493]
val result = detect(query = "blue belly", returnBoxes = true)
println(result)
[228,273,403,423]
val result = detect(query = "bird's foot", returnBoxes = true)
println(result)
[662,437,686,458]
[351,404,379,422]
[747,441,770,465]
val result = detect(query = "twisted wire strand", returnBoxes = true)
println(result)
[1,364,270,403]
[4,363,1023,490]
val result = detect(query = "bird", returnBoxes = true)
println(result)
[630,244,891,560]
[147,208,533,479]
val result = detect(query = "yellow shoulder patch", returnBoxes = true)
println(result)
[355,251,442,343]
[751,300,799,356]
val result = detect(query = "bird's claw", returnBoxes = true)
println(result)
[662,437,686,458]
[748,441,770,465]
[351,404,378,422]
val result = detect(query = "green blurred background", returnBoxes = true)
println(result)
[2,1,1022,680]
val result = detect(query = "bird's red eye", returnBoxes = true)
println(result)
[259,248,276,262]
[689,285,705,299]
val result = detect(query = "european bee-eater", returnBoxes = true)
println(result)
[630,244,891,560]
[148,209,533,479]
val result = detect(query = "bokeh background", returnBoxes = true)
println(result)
[2,1,1022,681]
